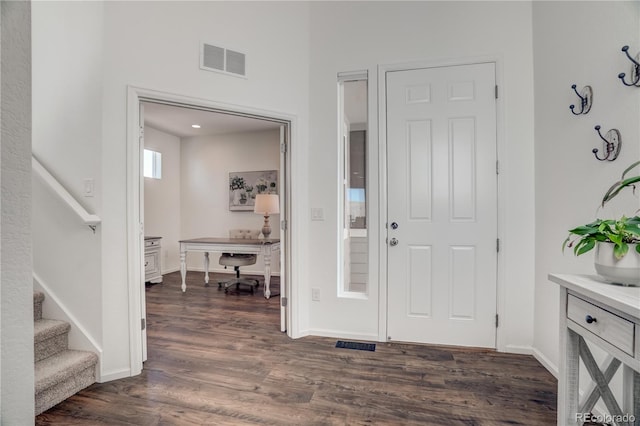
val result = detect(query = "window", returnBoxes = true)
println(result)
[143,149,162,179]
[338,71,368,296]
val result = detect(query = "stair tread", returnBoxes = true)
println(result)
[34,319,70,343]
[35,350,98,394]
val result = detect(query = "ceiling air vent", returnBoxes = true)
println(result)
[200,42,247,78]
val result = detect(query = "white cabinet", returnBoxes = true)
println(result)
[550,274,639,426]
[144,237,162,283]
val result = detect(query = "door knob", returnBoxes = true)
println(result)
[390,222,399,230]
[389,238,399,246]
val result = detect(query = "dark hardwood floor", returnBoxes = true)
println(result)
[36,271,557,425]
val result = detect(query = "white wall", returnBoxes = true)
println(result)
[31,0,104,373]
[144,126,181,274]
[32,1,103,208]
[181,129,281,275]
[98,1,310,377]
[1,1,35,421]
[30,0,638,390]
[30,0,310,382]
[533,1,640,374]
[308,1,536,348]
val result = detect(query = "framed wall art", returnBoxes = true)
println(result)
[228,170,278,211]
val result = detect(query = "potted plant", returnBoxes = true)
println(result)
[563,160,640,285]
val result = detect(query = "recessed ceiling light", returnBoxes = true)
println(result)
[191,124,201,129]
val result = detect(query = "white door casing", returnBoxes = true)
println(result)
[127,86,295,377]
[386,63,498,348]
[279,124,287,333]
[139,102,147,362]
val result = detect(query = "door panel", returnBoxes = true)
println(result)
[408,120,432,219]
[408,245,432,317]
[386,63,497,348]
[450,118,476,221]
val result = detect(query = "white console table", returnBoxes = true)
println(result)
[550,274,640,426]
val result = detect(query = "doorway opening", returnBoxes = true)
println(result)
[127,87,294,375]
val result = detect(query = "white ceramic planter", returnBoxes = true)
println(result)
[594,242,640,286]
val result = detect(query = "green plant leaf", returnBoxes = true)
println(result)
[625,226,640,238]
[598,221,615,234]
[621,160,640,179]
[575,239,595,256]
[602,176,640,206]
[565,210,640,258]
[568,225,597,236]
[636,244,640,255]
[608,233,623,245]
[626,216,640,225]
[601,160,640,206]
[613,241,629,259]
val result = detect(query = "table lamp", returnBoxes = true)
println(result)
[254,194,279,238]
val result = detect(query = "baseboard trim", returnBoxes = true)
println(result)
[532,347,558,379]
[98,368,132,383]
[502,344,533,355]
[307,328,380,342]
[161,266,180,275]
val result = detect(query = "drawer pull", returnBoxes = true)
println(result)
[145,261,149,267]
[585,315,597,324]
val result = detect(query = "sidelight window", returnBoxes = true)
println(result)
[338,71,368,296]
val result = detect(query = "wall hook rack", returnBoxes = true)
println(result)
[618,45,640,87]
[569,84,593,115]
[592,125,621,161]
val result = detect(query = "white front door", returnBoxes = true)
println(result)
[386,63,498,348]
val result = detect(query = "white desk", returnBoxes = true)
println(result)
[550,274,640,426]
[180,237,280,299]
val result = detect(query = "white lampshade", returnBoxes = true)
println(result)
[254,194,279,215]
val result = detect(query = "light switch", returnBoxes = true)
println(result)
[311,208,324,221]
[83,178,94,197]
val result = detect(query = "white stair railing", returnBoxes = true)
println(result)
[32,155,101,232]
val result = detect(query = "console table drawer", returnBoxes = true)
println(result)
[567,294,635,356]
[145,238,160,248]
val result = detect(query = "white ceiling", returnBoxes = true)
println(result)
[142,101,281,138]
[143,81,367,139]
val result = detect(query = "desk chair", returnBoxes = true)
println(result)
[218,229,260,294]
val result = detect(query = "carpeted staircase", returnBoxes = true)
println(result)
[33,291,98,415]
